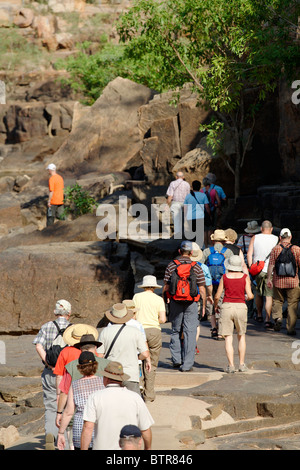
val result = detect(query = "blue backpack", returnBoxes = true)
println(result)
[206,247,227,285]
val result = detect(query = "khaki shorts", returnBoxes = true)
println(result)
[255,271,273,297]
[218,302,248,336]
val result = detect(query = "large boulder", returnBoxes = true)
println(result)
[28,77,156,181]
[137,84,211,184]
[0,241,134,333]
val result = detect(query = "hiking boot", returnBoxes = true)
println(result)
[274,319,282,332]
[225,365,235,374]
[238,364,248,372]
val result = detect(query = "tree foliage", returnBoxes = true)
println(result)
[117,0,300,198]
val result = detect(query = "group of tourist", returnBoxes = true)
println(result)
[37,165,300,451]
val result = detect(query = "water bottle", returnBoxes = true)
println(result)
[47,207,52,217]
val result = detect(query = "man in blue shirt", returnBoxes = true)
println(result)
[183,180,210,247]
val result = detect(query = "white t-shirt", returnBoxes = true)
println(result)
[133,290,166,330]
[83,384,154,450]
[98,324,146,382]
[252,233,278,273]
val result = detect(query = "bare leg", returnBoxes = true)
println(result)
[237,334,246,366]
[264,296,273,322]
[224,335,234,367]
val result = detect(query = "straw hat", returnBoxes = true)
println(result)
[137,275,162,289]
[190,242,203,262]
[244,221,260,234]
[99,361,130,382]
[224,255,243,272]
[105,303,134,324]
[224,228,238,243]
[210,229,228,241]
[63,324,99,346]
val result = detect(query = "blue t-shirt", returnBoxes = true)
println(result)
[197,262,212,287]
[211,184,226,201]
[184,192,209,220]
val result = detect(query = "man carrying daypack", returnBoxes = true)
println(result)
[201,230,233,339]
[267,228,300,335]
[33,299,72,450]
[163,240,207,371]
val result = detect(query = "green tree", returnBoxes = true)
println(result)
[118,0,300,199]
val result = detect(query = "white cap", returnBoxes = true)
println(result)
[55,299,71,314]
[280,228,292,238]
[47,163,56,171]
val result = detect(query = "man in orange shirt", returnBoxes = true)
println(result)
[47,163,65,226]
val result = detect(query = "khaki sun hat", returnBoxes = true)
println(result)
[137,275,162,289]
[63,324,99,346]
[210,229,228,242]
[99,361,130,382]
[244,221,260,234]
[224,228,238,243]
[190,242,203,262]
[224,255,243,272]
[105,303,134,324]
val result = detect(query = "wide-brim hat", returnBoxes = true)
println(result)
[63,324,100,346]
[73,334,102,349]
[190,242,203,262]
[122,299,138,313]
[105,303,134,324]
[211,229,228,242]
[137,275,162,289]
[245,221,260,234]
[99,361,130,382]
[224,255,243,272]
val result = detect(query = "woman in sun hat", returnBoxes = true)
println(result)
[57,351,104,451]
[214,255,254,374]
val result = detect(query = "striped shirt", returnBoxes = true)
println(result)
[164,256,206,287]
[269,243,300,289]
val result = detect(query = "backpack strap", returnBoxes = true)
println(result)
[221,247,227,254]
[104,324,126,359]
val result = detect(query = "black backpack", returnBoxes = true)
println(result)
[275,244,297,277]
[45,321,69,367]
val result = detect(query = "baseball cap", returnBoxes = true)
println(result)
[280,228,292,238]
[119,425,142,439]
[180,240,193,251]
[55,299,71,314]
[78,351,96,365]
[47,163,56,170]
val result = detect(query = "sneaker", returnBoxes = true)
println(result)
[274,319,282,332]
[238,364,248,372]
[225,365,235,373]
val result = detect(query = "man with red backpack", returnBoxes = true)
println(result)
[163,240,208,371]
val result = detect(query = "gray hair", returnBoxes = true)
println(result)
[261,220,273,229]
[202,177,211,186]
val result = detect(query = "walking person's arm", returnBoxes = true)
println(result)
[81,420,94,450]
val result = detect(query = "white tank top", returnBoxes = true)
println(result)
[253,233,278,272]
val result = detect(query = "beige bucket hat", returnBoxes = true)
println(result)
[190,242,203,262]
[122,299,138,313]
[244,221,260,233]
[210,229,228,242]
[105,303,134,324]
[224,255,243,272]
[137,275,162,289]
[63,324,99,346]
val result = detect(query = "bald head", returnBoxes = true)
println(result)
[261,220,273,233]
[176,171,184,179]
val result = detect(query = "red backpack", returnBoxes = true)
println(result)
[168,260,200,302]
